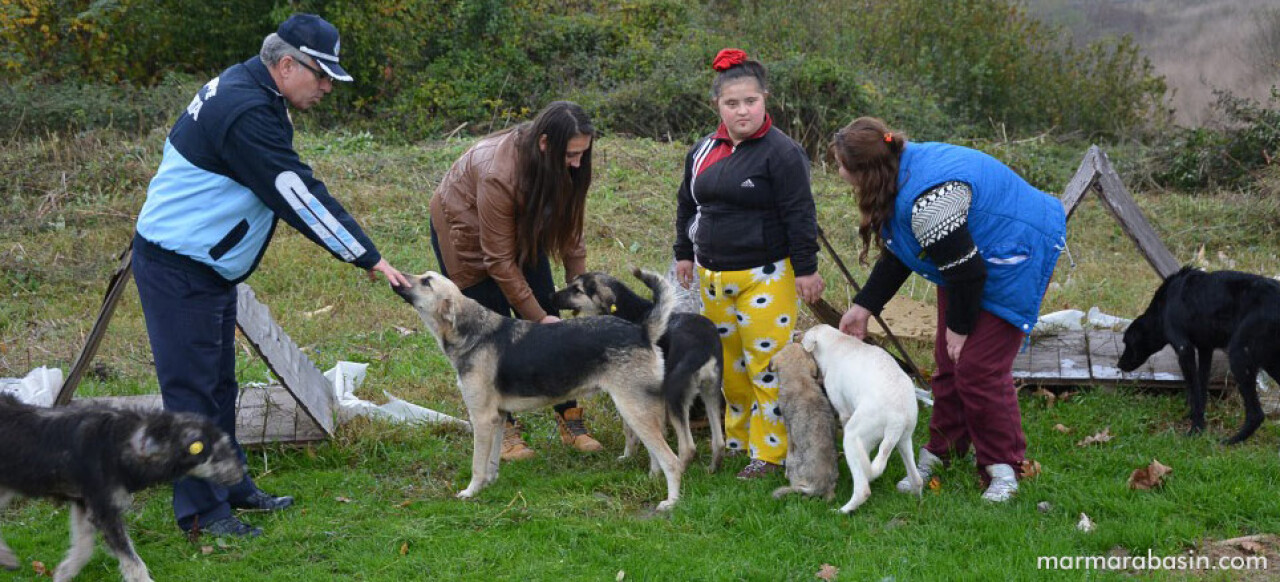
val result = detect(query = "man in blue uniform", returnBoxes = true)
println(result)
[133,14,409,537]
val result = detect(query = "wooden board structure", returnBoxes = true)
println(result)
[83,384,327,445]
[1015,146,1229,388]
[55,242,333,444]
[1014,329,1230,387]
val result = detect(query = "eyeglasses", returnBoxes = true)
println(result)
[293,57,332,82]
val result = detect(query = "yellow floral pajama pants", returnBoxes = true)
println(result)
[699,258,797,464]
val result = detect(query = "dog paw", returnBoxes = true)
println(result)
[456,489,478,500]
[656,499,678,512]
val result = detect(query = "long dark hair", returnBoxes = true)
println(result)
[831,117,905,265]
[513,101,594,267]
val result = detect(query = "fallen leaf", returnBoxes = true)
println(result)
[399,541,409,556]
[1034,387,1057,407]
[303,305,334,318]
[1020,459,1042,479]
[1128,459,1172,490]
[393,325,415,336]
[928,475,942,492]
[201,545,214,555]
[1053,424,1071,433]
[1077,428,1113,446]
[31,561,48,577]
[815,563,839,581]
[397,500,413,508]
[335,496,353,503]
[1077,513,1095,532]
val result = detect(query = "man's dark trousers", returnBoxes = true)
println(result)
[132,239,259,530]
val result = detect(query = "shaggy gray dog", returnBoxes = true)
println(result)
[770,343,838,501]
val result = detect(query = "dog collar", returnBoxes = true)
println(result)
[610,304,617,314]
[188,441,204,455]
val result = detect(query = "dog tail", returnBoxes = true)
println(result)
[633,267,674,346]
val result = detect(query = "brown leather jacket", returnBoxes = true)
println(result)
[429,129,587,321]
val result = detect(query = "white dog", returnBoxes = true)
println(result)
[801,324,923,513]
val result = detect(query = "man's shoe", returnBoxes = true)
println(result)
[555,407,603,453]
[735,459,782,480]
[231,490,294,511]
[198,516,262,538]
[500,419,537,461]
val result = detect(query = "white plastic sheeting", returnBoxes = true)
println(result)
[324,361,470,431]
[0,366,62,406]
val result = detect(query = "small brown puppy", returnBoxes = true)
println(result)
[769,343,838,501]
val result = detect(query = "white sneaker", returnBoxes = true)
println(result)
[982,463,1019,502]
[897,448,942,493]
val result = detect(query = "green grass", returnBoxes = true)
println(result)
[2,128,1279,581]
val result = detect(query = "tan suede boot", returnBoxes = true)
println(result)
[500,419,537,461]
[555,407,603,452]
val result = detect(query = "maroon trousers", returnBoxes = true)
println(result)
[925,292,1027,470]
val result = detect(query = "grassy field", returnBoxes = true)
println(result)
[2,128,1280,581]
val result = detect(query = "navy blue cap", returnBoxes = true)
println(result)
[277,14,352,82]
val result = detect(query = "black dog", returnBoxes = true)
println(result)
[1118,267,1280,443]
[553,271,727,472]
[0,394,244,582]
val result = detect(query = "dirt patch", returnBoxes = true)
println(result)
[1189,535,1278,579]
[869,295,936,341]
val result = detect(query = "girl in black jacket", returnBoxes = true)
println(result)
[674,49,824,479]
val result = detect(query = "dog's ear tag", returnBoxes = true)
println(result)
[188,441,204,455]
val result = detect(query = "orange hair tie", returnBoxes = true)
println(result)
[884,132,893,143]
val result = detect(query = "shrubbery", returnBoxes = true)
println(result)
[1,0,1169,151]
[1148,89,1280,191]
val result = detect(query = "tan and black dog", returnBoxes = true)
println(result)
[552,271,726,473]
[395,268,686,511]
[768,342,838,501]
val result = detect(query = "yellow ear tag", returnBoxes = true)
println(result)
[188,441,204,455]
[610,304,617,313]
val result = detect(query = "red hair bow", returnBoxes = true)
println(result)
[712,49,748,72]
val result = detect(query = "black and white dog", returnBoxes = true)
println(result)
[396,268,689,511]
[1118,267,1280,443]
[0,394,244,582]
[552,271,726,473]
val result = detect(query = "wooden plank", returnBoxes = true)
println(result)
[56,245,133,405]
[1014,329,1231,388]
[1059,145,1101,218]
[1091,151,1181,278]
[81,384,325,445]
[235,284,335,437]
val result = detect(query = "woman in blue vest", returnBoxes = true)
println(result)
[831,117,1066,502]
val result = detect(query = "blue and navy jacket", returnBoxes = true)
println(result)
[136,56,380,284]
[884,142,1067,333]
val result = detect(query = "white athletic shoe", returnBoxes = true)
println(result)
[897,448,943,493]
[982,463,1019,502]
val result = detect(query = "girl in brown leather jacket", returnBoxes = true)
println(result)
[430,101,601,460]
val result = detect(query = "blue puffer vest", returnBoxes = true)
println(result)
[884,142,1067,333]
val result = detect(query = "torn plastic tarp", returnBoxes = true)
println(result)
[325,361,470,431]
[0,366,62,406]
[1033,307,1131,336]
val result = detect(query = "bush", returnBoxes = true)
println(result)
[1149,88,1280,191]
[1,0,1170,148]
[0,73,198,136]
